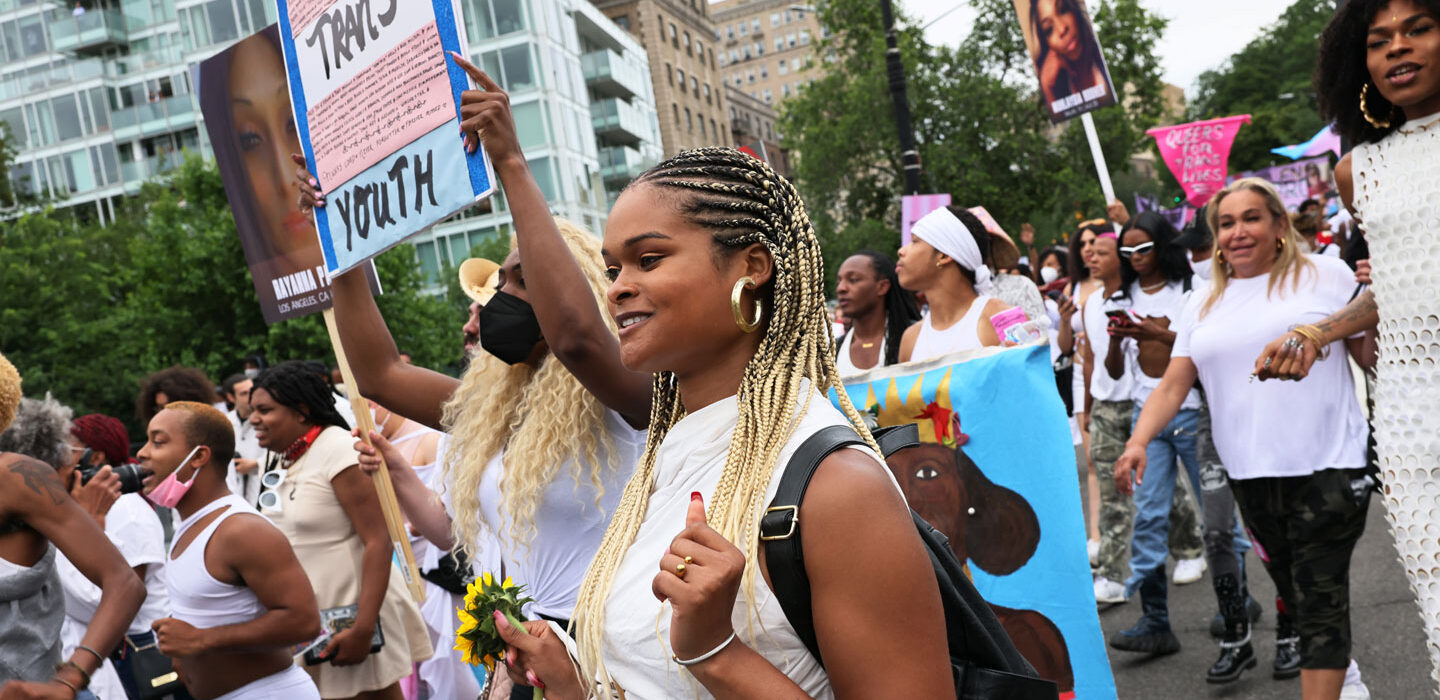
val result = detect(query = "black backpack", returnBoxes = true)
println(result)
[761,424,1059,700]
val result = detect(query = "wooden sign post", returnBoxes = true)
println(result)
[323,309,425,603]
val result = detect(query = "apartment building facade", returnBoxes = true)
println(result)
[709,0,824,108]
[590,0,728,156]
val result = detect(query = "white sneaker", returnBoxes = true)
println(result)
[1173,556,1206,585]
[1340,660,1370,699]
[1087,539,1100,567]
[1094,576,1127,604]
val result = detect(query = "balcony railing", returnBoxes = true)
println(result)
[0,59,105,102]
[50,9,127,54]
[598,145,651,184]
[111,95,197,140]
[590,98,649,145]
[581,49,645,101]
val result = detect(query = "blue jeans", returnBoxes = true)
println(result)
[1125,406,1249,593]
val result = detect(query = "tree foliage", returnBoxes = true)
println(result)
[1188,1,1333,172]
[781,0,1168,286]
[0,157,464,438]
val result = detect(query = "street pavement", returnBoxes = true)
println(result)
[1099,500,1433,699]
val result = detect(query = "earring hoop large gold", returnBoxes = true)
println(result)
[1361,83,1393,129]
[732,276,762,334]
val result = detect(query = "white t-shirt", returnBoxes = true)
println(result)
[57,494,169,635]
[1172,255,1368,479]
[1310,245,1342,259]
[1083,287,1135,403]
[476,409,645,620]
[1121,280,1201,410]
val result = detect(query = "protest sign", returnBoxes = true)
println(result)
[1012,0,1119,124]
[1134,194,1193,230]
[276,0,496,275]
[833,345,1115,699]
[901,193,951,246]
[968,205,1010,239]
[1233,155,1333,212]
[1148,115,1251,208]
[197,25,380,325]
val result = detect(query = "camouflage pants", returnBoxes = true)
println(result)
[1231,468,1370,669]
[1090,400,1204,582]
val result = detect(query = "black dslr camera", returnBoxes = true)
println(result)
[77,449,149,495]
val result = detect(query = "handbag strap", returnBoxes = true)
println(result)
[760,423,920,667]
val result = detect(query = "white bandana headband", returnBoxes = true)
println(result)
[911,207,995,294]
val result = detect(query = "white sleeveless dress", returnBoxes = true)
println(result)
[600,387,894,699]
[1351,109,1440,687]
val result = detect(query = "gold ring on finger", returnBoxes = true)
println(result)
[675,562,688,579]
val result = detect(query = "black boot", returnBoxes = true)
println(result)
[1208,595,1263,637]
[1273,610,1301,680]
[1109,570,1180,655]
[1207,574,1256,683]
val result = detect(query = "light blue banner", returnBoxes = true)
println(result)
[831,344,1116,699]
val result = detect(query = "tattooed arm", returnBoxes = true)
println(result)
[0,454,144,682]
[1252,290,1380,381]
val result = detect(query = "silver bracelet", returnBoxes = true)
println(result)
[674,632,737,667]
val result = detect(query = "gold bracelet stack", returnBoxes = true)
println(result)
[1289,324,1330,360]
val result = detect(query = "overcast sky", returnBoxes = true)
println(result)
[901,0,1297,96]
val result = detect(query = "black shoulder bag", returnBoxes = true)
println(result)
[760,424,1059,700]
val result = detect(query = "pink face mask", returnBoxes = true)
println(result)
[145,445,202,509]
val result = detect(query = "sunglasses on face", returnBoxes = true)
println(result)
[1119,242,1156,259]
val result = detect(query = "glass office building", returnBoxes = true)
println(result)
[0,0,661,285]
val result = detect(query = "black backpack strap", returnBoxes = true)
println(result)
[761,423,920,667]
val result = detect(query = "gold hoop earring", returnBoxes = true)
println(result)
[1277,237,1286,252]
[1215,250,1226,265]
[731,276,762,334]
[1360,83,1393,129]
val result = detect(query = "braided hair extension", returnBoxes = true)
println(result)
[251,360,350,431]
[570,148,881,692]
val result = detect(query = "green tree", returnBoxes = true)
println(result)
[1188,1,1333,172]
[781,0,1168,287]
[0,157,465,437]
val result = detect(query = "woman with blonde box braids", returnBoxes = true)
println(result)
[491,148,953,698]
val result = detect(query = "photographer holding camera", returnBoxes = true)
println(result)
[62,414,183,700]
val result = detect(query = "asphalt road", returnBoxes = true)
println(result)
[1100,500,1433,699]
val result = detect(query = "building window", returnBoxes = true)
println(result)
[779,61,788,75]
[775,37,784,52]
[718,53,728,67]
[677,67,685,88]
[730,106,737,120]
[671,23,679,47]
[751,19,760,33]
[709,48,717,69]
[791,58,801,71]
[715,28,723,40]
[685,107,692,132]
[747,71,755,84]
[738,22,747,36]
[730,49,739,63]
[800,29,811,45]
[615,15,629,30]
[760,65,768,79]
[787,33,796,48]
[704,84,711,100]
[727,26,734,39]
[691,77,699,97]
[756,42,764,56]
[782,83,791,97]
[684,31,691,55]
[770,12,780,27]
[742,46,751,60]
[763,89,772,103]
[667,63,673,85]
[698,118,706,138]
[673,103,680,123]
[711,118,718,138]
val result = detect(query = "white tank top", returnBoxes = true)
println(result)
[835,328,885,377]
[167,495,269,629]
[910,295,992,362]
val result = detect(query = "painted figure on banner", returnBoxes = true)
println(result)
[838,346,1119,697]
[1014,0,1118,123]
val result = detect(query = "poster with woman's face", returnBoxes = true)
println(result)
[198,25,379,325]
[1013,0,1119,124]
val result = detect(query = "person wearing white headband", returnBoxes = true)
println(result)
[897,206,1014,362]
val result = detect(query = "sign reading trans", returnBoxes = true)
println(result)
[276,0,495,275]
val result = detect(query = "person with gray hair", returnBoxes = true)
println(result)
[0,352,145,699]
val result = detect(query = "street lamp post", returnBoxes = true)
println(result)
[880,0,922,195]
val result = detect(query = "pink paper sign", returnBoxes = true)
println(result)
[902,194,951,246]
[1148,115,1251,207]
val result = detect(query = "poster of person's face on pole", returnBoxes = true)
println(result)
[197,25,380,325]
[1012,0,1118,123]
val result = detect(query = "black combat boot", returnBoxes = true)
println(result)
[1109,569,1180,655]
[1273,610,1301,680]
[1206,574,1257,683]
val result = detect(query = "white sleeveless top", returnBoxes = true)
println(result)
[601,387,895,699]
[1351,109,1440,680]
[911,295,993,362]
[167,495,269,629]
[835,327,885,377]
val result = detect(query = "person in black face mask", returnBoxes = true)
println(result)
[294,59,653,700]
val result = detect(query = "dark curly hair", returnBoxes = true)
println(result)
[1116,211,1192,301]
[137,366,219,425]
[1317,0,1440,144]
[251,361,350,431]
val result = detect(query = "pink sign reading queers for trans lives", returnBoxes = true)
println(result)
[1148,115,1251,208]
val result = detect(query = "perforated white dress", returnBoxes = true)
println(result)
[1351,109,1440,686]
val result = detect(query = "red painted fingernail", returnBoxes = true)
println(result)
[691,491,702,503]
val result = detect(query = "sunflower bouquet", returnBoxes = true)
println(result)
[455,573,542,699]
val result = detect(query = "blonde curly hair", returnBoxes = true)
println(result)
[0,352,21,434]
[441,219,622,557]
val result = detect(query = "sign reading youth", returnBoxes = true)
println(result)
[277,0,495,275]
[1148,115,1251,208]
[1012,0,1119,124]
